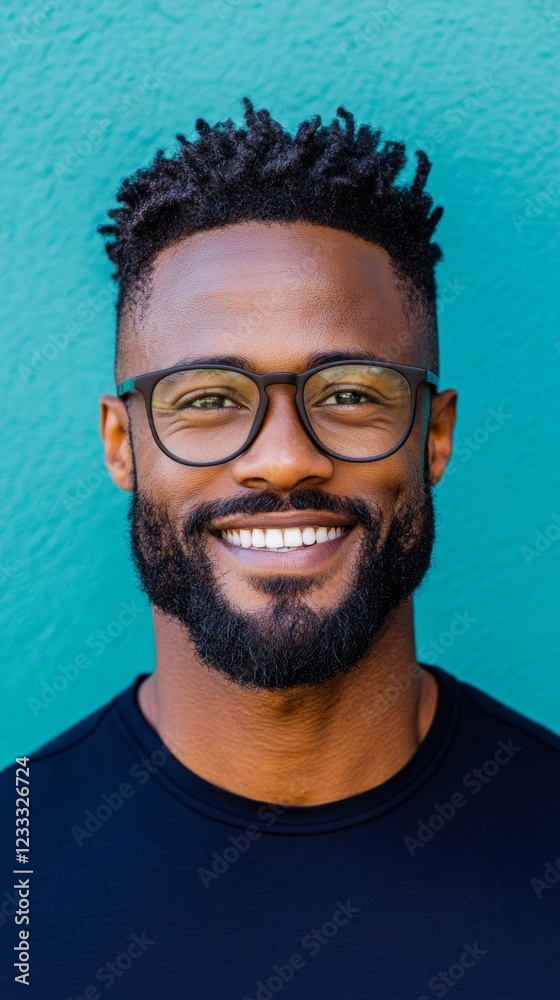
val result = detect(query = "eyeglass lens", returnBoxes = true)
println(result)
[150,364,412,462]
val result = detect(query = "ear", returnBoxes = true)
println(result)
[427,388,458,485]
[100,394,134,492]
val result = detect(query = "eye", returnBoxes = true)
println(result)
[319,389,381,406]
[176,393,240,409]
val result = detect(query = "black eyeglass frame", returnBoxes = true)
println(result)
[117,360,439,467]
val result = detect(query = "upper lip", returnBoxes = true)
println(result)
[210,512,357,532]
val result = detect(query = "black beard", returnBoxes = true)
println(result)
[128,471,436,690]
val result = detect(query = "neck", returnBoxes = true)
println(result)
[137,599,438,806]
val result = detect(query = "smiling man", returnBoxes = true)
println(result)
[1,99,559,997]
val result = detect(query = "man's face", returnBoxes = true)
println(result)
[106,221,455,688]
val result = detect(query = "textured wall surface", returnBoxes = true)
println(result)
[1,0,559,765]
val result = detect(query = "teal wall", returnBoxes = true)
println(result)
[2,0,559,766]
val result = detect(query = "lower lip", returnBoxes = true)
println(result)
[210,528,356,572]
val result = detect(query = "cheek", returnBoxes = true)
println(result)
[338,443,426,552]
[132,416,233,515]
[346,448,420,507]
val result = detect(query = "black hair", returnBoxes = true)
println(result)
[100,98,443,369]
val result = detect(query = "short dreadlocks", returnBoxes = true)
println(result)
[100,97,444,372]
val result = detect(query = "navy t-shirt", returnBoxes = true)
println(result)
[1,665,559,998]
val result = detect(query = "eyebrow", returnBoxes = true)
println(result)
[303,350,398,366]
[172,350,396,371]
[173,353,257,370]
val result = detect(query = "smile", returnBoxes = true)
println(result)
[218,525,348,551]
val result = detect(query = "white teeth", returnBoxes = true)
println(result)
[251,528,266,547]
[283,527,302,547]
[219,525,348,550]
[301,526,317,545]
[265,528,284,548]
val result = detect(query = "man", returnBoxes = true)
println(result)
[1,99,559,997]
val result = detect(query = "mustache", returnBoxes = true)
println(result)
[183,487,381,537]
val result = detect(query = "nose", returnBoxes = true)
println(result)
[230,384,334,491]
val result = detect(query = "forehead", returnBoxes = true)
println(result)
[120,221,423,376]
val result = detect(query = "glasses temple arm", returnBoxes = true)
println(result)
[116,378,136,397]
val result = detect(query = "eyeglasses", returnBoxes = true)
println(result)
[116,359,439,466]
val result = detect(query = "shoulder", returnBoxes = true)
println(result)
[456,672,560,756]
[432,665,560,784]
[0,683,134,810]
